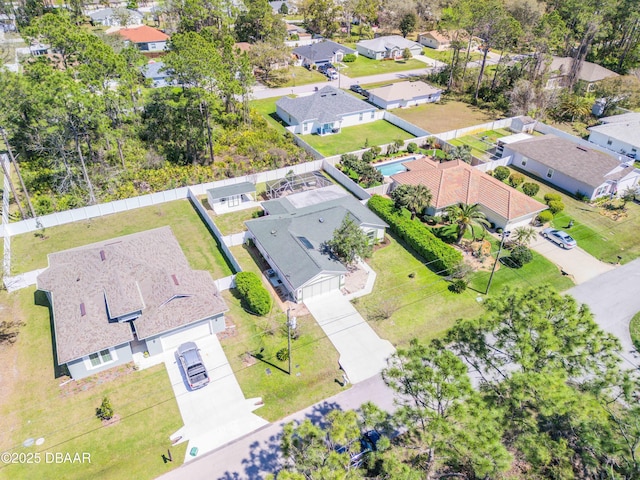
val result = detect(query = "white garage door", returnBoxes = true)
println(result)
[302,276,341,302]
[160,320,212,351]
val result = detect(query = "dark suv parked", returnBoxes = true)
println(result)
[178,342,210,390]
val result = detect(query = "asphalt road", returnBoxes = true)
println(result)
[568,258,640,370]
[157,375,396,480]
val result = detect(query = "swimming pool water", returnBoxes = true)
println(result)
[375,157,417,176]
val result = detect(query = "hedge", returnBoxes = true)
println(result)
[367,195,463,275]
[234,271,272,316]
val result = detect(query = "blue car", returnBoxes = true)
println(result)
[542,228,577,249]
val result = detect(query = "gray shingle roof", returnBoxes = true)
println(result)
[599,112,640,124]
[367,81,441,102]
[246,187,386,290]
[588,121,640,147]
[37,227,227,364]
[276,86,375,124]
[293,41,355,63]
[141,61,169,79]
[89,8,143,21]
[207,181,255,200]
[357,35,422,52]
[504,135,624,188]
[546,56,618,83]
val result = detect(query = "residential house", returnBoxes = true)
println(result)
[588,112,640,159]
[293,41,356,68]
[36,227,228,380]
[89,8,143,27]
[0,13,16,32]
[206,182,258,214]
[276,86,383,135]
[542,56,618,91]
[245,185,387,303]
[367,81,442,109]
[356,35,423,60]
[114,25,169,52]
[418,30,452,50]
[502,135,640,200]
[510,115,536,133]
[141,61,173,87]
[391,158,547,229]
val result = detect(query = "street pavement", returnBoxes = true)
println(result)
[157,375,396,480]
[568,258,640,370]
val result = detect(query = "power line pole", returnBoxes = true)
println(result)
[287,308,292,375]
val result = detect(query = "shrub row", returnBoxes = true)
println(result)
[234,272,272,316]
[367,195,463,275]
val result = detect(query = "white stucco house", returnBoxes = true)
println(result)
[276,86,383,135]
[245,185,387,303]
[587,112,640,159]
[206,182,258,214]
[36,227,228,380]
[418,31,452,50]
[367,81,442,109]
[391,157,547,230]
[356,35,423,60]
[503,135,640,200]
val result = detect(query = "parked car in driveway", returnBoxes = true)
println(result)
[178,341,210,390]
[542,228,577,249]
[349,84,368,96]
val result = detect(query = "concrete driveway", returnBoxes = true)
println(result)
[304,291,396,384]
[164,335,268,462]
[529,230,615,284]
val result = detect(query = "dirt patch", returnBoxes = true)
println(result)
[342,264,369,295]
[101,413,121,427]
[458,239,494,272]
[60,363,136,398]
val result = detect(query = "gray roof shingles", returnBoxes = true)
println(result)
[37,227,228,364]
[207,182,256,200]
[293,41,355,64]
[505,135,624,188]
[276,86,375,124]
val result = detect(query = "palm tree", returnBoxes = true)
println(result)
[445,202,491,244]
[511,226,537,246]
[391,184,433,219]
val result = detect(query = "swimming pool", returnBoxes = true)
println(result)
[375,156,417,176]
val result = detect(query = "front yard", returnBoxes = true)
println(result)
[340,56,427,77]
[10,200,233,278]
[300,120,414,156]
[421,48,482,63]
[389,100,498,134]
[0,289,186,480]
[277,66,327,88]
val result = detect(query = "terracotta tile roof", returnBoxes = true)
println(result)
[115,25,169,44]
[391,158,547,220]
[37,227,227,364]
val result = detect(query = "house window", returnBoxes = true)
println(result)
[595,185,610,197]
[521,156,528,166]
[87,348,117,369]
[359,113,363,121]
[546,168,554,178]
[370,111,375,119]
[607,138,612,145]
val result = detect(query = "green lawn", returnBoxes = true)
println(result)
[10,200,233,278]
[301,120,414,156]
[0,289,186,480]
[278,66,327,87]
[421,48,482,63]
[212,207,263,236]
[340,56,427,78]
[630,311,640,351]
[250,97,289,134]
[512,168,640,264]
[390,100,498,134]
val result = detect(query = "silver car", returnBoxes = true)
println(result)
[178,342,210,390]
[542,228,577,249]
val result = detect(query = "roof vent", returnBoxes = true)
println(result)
[99,250,106,261]
[80,303,86,317]
[271,229,277,235]
[319,217,324,223]
[576,145,588,152]
[171,274,179,285]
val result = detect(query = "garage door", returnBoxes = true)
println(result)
[302,276,341,302]
[160,320,212,351]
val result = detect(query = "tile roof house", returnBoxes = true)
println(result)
[245,185,387,303]
[418,30,452,50]
[503,135,640,200]
[391,158,547,229]
[367,81,442,109]
[114,25,169,52]
[293,41,356,67]
[276,86,383,135]
[588,112,640,159]
[542,56,618,91]
[356,35,423,60]
[89,8,143,27]
[36,227,228,380]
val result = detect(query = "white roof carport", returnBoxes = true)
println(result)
[165,335,268,462]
